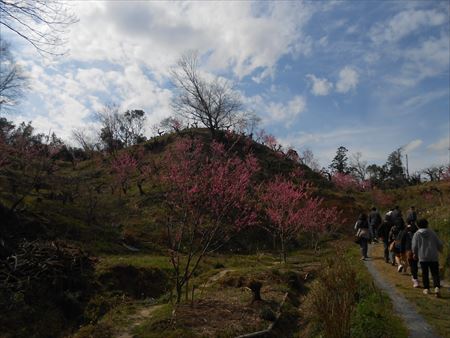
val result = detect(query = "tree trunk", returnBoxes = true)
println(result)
[176,283,183,304]
[280,236,287,263]
[249,281,262,303]
[190,285,196,307]
[137,181,144,195]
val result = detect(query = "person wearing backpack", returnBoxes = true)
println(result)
[377,219,393,263]
[355,213,370,260]
[368,207,382,242]
[406,206,418,227]
[412,219,443,297]
[388,224,402,268]
[391,206,405,230]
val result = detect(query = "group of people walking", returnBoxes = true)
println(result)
[355,206,444,297]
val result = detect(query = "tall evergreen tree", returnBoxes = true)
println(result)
[385,148,406,186]
[329,146,350,173]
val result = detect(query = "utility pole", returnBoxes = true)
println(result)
[406,153,410,178]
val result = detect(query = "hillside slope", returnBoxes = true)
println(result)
[1,128,345,255]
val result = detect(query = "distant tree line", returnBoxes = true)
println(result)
[323,145,450,190]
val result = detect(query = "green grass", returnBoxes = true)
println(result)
[96,254,174,273]
[80,246,326,338]
[349,245,408,338]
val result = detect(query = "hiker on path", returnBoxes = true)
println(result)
[399,223,419,287]
[412,219,443,297]
[391,205,405,230]
[378,219,393,263]
[388,223,403,269]
[355,213,370,260]
[368,207,382,241]
[406,206,418,227]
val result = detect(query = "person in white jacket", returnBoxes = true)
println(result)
[412,219,443,297]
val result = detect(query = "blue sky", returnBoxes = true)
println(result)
[2,1,449,171]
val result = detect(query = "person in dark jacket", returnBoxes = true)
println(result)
[388,224,402,268]
[391,205,405,230]
[406,206,418,227]
[385,208,394,225]
[355,213,370,260]
[368,207,382,241]
[399,223,419,287]
[412,219,443,297]
[377,220,392,263]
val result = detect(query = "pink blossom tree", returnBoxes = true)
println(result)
[260,176,310,263]
[161,138,259,303]
[260,176,343,261]
[300,197,343,251]
[131,147,155,195]
[331,172,359,191]
[0,125,61,211]
[331,172,371,191]
[371,188,395,209]
[110,151,137,194]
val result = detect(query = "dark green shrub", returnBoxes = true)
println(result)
[260,306,276,321]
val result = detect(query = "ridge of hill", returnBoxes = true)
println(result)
[1,128,345,255]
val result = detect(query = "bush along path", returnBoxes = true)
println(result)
[363,245,440,338]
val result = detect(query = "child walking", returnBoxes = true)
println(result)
[412,219,443,297]
[400,223,419,287]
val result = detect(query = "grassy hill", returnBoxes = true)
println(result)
[0,128,339,255]
[1,129,360,338]
[4,128,446,338]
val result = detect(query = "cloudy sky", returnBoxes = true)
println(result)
[2,1,449,171]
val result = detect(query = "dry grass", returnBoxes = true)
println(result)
[301,254,358,338]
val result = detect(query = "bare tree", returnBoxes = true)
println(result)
[422,165,445,181]
[0,40,28,110]
[158,115,185,134]
[95,104,146,152]
[120,109,146,146]
[72,129,99,155]
[349,152,367,181]
[234,111,261,136]
[96,104,122,152]
[0,0,78,55]
[300,148,320,172]
[171,51,245,138]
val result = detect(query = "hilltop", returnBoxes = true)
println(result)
[1,128,350,254]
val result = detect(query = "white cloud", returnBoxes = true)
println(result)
[386,33,450,87]
[317,36,328,47]
[65,2,317,80]
[401,89,449,110]
[8,1,323,141]
[14,61,173,140]
[267,95,306,127]
[306,74,333,96]
[336,66,359,93]
[346,25,357,34]
[243,94,305,128]
[277,127,392,169]
[403,139,423,153]
[370,8,447,44]
[428,137,449,151]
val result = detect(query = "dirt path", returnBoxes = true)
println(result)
[363,245,440,338]
[115,304,165,338]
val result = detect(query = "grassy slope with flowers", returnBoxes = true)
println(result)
[1,128,409,338]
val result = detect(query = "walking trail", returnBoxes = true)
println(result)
[363,245,440,338]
